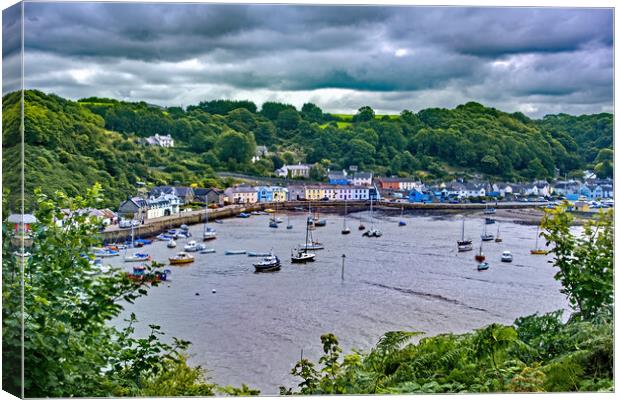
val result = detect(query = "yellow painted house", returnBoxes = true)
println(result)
[304,185,325,201]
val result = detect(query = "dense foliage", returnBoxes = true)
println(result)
[280,207,614,394]
[1,184,258,397]
[2,90,613,211]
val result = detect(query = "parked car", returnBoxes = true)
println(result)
[119,219,139,228]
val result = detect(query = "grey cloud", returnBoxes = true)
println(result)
[5,3,613,118]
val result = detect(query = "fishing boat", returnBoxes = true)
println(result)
[225,250,247,255]
[494,223,503,243]
[363,197,382,238]
[200,248,216,254]
[167,240,177,248]
[95,248,120,258]
[398,205,407,226]
[530,226,547,255]
[481,222,494,241]
[184,240,200,252]
[475,242,486,262]
[237,213,251,218]
[292,216,317,263]
[253,254,281,272]
[477,262,490,271]
[485,217,495,224]
[248,251,272,257]
[457,217,473,252]
[124,252,151,262]
[501,250,513,262]
[341,200,351,235]
[202,203,217,241]
[169,252,194,265]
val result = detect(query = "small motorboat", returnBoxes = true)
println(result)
[477,262,490,271]
[184,240,200,252]
[287,224,293,229]
[484,207,496,215]
[253,255,281,272]
[95,249,120,258]
[169,252,194,265]
[225,250,247,255]
[398,220,407,226]
[248,251,272,257]
[501,251,513,263]
[270,217,283,224]
[314,219,327,227]
[341,227,351,235]
[200,248,216,254]
[127,265,169,282]
[358,223,366,230]
[269,221,278,228]
[291,249,316,263]
[124,252,151,262]
[237,213,251,218]
[167,240,177,248]
[180,224,189,231]
[176,232,192,239]
[250,211,261,215]
[264,208,276,213]
[485,218,495,225]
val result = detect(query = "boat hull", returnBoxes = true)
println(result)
[169,258,194,265]
[475,254,486,262]
[530,249,547,255]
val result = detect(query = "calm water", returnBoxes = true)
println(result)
[109,211,569,394]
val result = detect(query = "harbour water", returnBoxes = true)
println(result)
[109,211,569,394]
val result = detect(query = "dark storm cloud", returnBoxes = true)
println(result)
[11,2,614,117]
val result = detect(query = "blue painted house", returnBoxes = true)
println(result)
[408,188,431,203]
[328,171,349,185]
[256,186,274,202]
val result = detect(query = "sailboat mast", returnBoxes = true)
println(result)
[535,226,539,249]
[203,201,208,234]
[461,218,465,241]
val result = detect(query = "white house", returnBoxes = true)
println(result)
[351,172,373,187]
[335,186,370,200]
[143,134,174,148]
[275,163,311,178]
[251,145,269,163]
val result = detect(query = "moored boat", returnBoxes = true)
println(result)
[127,265,171,282]
[237,213,251,218]
[475,242,486,262]
[501,250,513,262]
[200,248,216,254]
[530,226,547,255]
[292,213,317,263]
[248,251,272,257]
[457,217,473,252]
[477,262,490,271]
[184,240,204,252]
[124,252,151,262]
[202,203,217,241]
[167,240,177,248]
[225,250,247,255]
[95,248,120,258]
[253,255,281,272]
[169,252,194,265]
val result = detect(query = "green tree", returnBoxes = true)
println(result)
[215,129,256,164]
[276,108,301,130]
[353,106,375,122]
[541,206,613,320]
[301,102,324,123]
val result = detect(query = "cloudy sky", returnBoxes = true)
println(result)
[2,1,614,117]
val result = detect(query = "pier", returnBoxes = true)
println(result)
[101,200,547,242]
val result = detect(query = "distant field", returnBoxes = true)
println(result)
[329,113,400,121]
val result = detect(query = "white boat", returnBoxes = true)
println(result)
[124,252,151,262]
[501,250,513,263]
[184,240,200,252]
[341,200,351,234]
[200,248,216,254]
[292,214,317,263]
[167,240,177,248]
[481,221,494,241]
[94,249,119,258]
[363,197,382,238]
[297,242,324,250]
[202,204,217,241]
[248,251,273,257]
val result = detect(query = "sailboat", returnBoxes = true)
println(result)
[269,202,283,227]
[124,224,151,262]
[363,197,382,237]
[286,213,293,229]
[494,223,503,243]
[530,225,547,255]
[314,207,326,227]
[457,217,473,252]
[291,217,316,263]
[398,205,407,226]
[481,221,494,241]
[202,203,217,241]
[475,241,486,262]
[341,200,351,235]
